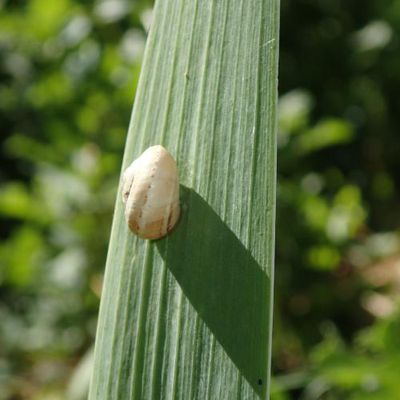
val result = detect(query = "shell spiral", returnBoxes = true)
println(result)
[121,145,180,240]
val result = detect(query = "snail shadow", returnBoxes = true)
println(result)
[156,186,270,397]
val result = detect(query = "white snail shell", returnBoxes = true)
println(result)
[121,145,180,240]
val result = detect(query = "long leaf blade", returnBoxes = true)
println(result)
[89,0,279,398]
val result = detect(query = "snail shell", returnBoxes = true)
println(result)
[122,145,180,240]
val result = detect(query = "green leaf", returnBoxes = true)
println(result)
[295,118,354,155]
[89,0,279,399]
[0,226,44,287]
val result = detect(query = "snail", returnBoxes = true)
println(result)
[121,145,180,240]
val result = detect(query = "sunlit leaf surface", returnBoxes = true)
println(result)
[89,0,279,398]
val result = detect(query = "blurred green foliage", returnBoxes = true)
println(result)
[0,0,151,398]
[273,0,400,398]
[1,0,400,399]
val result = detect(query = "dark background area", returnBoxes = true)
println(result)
[1,0,399,399]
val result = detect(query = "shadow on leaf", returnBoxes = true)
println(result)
[156,186,270,397]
